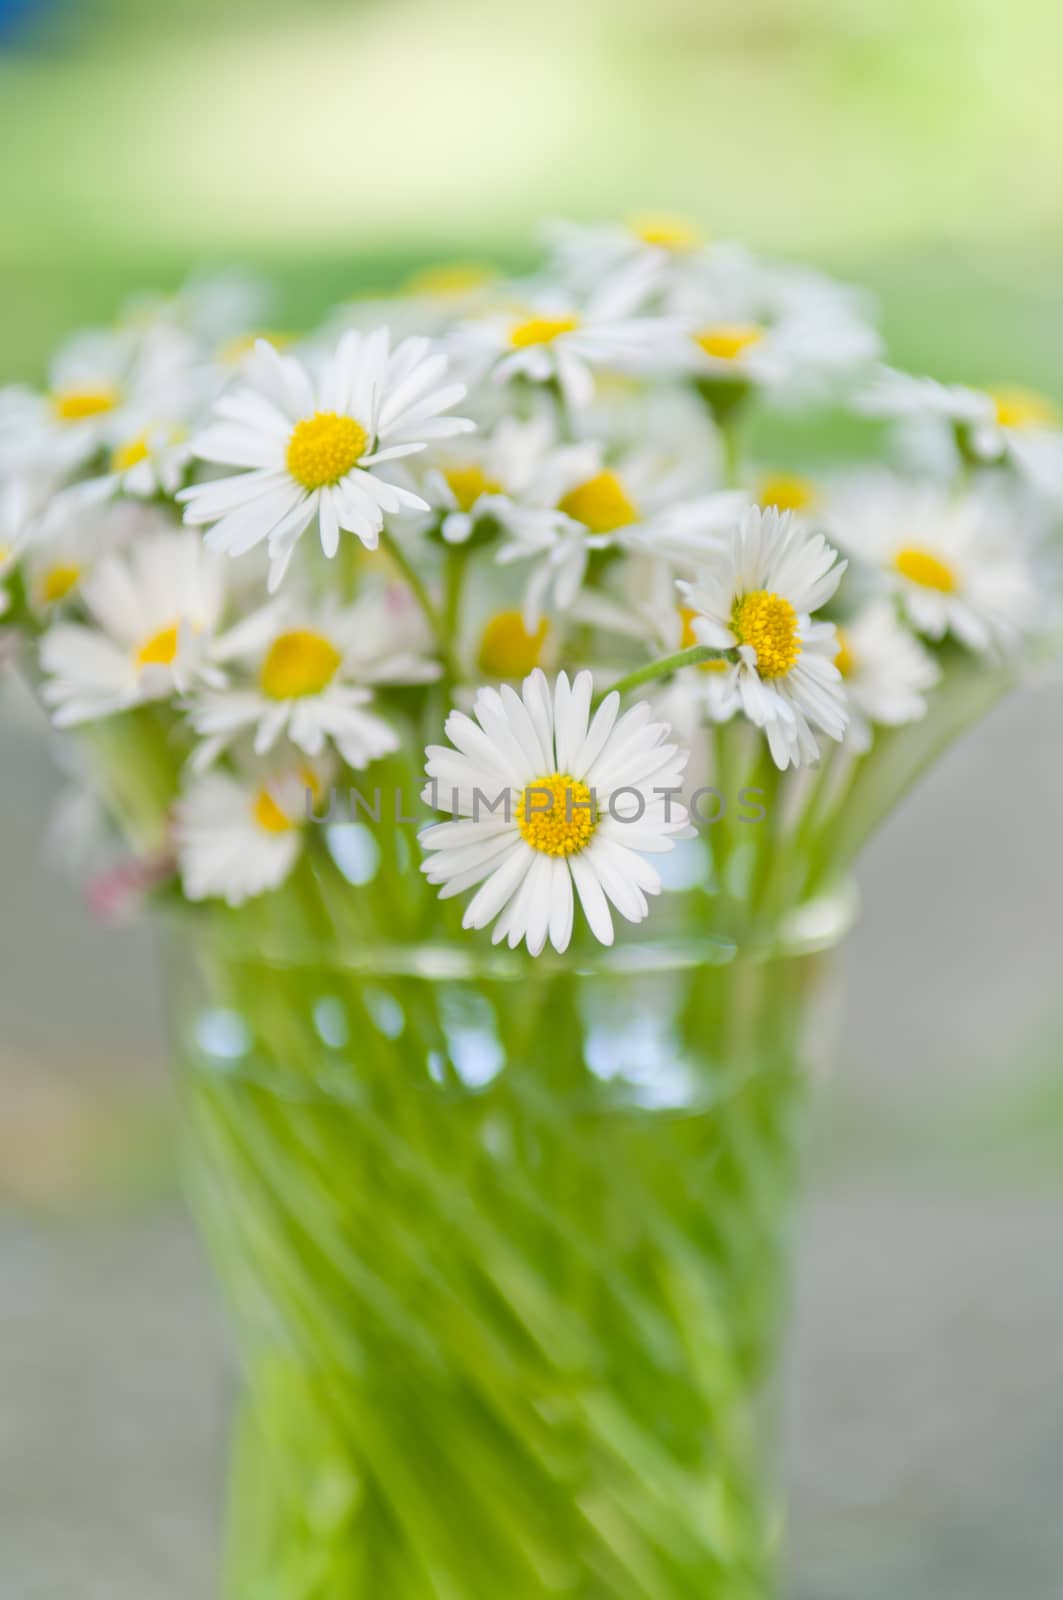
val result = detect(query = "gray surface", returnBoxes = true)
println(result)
[2,672,1063,1596]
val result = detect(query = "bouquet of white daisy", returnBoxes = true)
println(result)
[1,219,1057,1598]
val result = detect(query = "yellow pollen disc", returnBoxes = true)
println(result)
[111,433,150,473]
[732,590,801,679]
[259,629,342,699]
[404,262,496,298]
[517,772,597,858]
[40,564,82,604]
[678,606,728,671]
[894,546,956,594]
[558,471,639,534]
[833,628,855,678]
[694,325,763,362]
[987,385,1059,431]
[629,213,702,252]
[134,623,181,671]
[252,789,295,835]
[286,412,368,490]
[51,385,121,422]
[444,464,502,513]
[509,314,580,350]
[758,472,817,513]
[478,610,549,679]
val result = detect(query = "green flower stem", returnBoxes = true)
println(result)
[378,529,461,685]
[442,544,467,644]
[603,645,734,702]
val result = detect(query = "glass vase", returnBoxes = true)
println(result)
[170,876,851,1600]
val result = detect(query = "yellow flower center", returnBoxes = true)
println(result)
[134,623,181,671]
[678,606,729,672]
[693,325,763,362]
[758,472,817,513]
[259,629,342,699]
[478,610,549,679]
[51,385,121,423]
[509,314,580,350]
[517,772,597,858]
[558,470,639,534]
[833,628,855,678]
[629,213,702,252]
[286,412,369,490]
[252,788,296,834]
[111,433,150,473]
[40,564,82,605]
[732,590,801,679]
[404,262,496,298]
[987,386,1059,431]
[894,546,957,593]
[444,464,503,514]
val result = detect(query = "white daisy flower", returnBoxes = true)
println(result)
[122,271,272,350]
[665,253,880,404]
[40,529,229,726]
[854,367,1063,497]
[0,328,136,478]
[0,324,201,482]
[494,442,741,626]
[188,585,440,771]
[174,762,325,907]
[825,474,1035,652]
[833,601,940,752]
[323,261,499,344]
[178,332,473,590]
[0,478,45,615]
[417,415,570,547]
[678,505,848,769]
[420,668,690,955]
[570,559,743,732]
[455,257,666,411]
[22,499,151,616]
[543,215,707,296]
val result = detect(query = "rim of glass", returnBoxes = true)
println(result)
[174,881,859,981]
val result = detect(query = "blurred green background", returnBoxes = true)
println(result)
[2,2,1062,1597]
